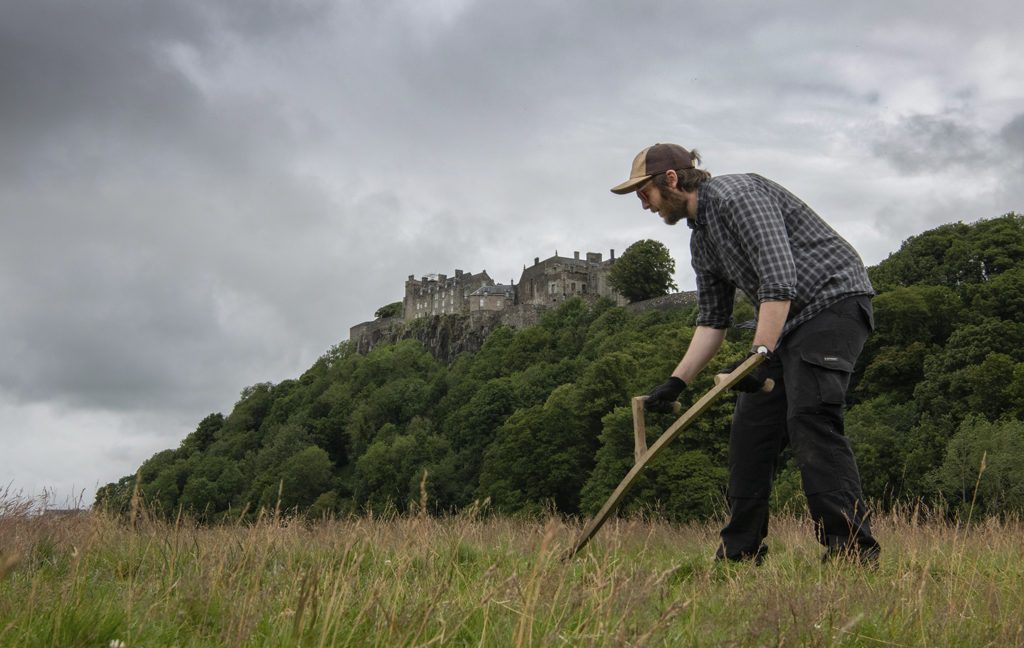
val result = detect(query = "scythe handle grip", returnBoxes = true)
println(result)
[713,374,775,393]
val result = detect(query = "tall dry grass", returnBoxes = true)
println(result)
[2,490,1023,647]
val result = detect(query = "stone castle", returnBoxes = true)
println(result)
[403,249,626,321]
[349,249,630,354]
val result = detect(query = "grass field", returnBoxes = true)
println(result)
[2,492,1023,647]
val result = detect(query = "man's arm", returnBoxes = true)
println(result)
[752,300,790,352]
[671,325,727,384]
[671,300,789,384]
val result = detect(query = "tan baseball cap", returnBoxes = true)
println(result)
[610,143,695,194]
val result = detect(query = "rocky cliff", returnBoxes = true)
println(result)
[350,312,501,365]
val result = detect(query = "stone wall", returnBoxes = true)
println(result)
[625,290,698,314]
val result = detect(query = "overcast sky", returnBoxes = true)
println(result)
[3,0,1022,508]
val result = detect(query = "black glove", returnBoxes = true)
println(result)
[720,350,772,393]
[644,376,686,413]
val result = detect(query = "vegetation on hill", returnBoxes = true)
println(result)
[96,213,1024,521]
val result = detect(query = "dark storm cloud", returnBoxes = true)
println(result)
[0,0,344,414]
[1,2,200,174]
[1000,113,1024,153]
[870,113,1003,174]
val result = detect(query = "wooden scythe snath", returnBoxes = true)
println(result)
[563,353,774,561]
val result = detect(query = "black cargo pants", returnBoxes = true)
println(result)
[716,295,879,561]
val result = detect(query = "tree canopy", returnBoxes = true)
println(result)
[96,213,1024,522]
[374,302,403,319]
[607,239,678,303]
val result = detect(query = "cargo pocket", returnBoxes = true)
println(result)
[800,352,854,405]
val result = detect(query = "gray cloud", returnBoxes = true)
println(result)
[1001,112,1024,154]
[870,114,997,173]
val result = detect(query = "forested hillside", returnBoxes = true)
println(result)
[96,213,1024,520]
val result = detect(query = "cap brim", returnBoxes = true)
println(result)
[610,174,652,195]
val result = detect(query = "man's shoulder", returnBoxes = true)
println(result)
[698,175,759,213]
[705,173,769,193]
[703,173,798,207]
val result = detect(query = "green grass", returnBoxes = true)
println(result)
[2,495,1023,647]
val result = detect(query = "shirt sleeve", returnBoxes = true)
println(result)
[725,189,797,303]
[693,265,736,329]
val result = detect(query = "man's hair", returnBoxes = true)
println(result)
[652,149,711,192]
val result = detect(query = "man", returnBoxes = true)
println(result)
[611,143,880,567]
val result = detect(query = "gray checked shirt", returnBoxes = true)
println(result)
[689,173,873,340]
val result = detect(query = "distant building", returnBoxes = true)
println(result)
[351,249,629,350]
[349,247,702,357]
[469,283,516,313]
[403,270,493,320]
[402,249,624,321]
[516,250,621,308]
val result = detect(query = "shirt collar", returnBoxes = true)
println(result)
[687,183,709,230]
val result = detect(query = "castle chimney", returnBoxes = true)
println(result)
[610,249,615,260]
[574,251,580,260]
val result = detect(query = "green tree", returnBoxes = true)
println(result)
[965,266,1024,322]
[581,406,728,522]
[607,239,678,303]
[846,396,919,504]
[179,413,224,456]
[914,318,1024,420]
[929,417,1024,516]
[375,302,403,319]
[857,285,961,402]
[477,385,594,514]
[353,417,450,512]
[178,477,221,516]
[868,213,1024,291]
[277,446,334,509]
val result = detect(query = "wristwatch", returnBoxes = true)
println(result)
[751,344,771,356]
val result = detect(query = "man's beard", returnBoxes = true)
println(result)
[657,189,689,225]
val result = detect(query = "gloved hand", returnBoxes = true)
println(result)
[644,376,686,413]
[720,350,772,393]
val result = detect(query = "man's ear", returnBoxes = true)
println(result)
[665,169,678,189]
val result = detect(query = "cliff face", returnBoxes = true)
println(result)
[350,313,501,365]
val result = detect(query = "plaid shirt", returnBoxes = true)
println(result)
[689,173,873,339]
